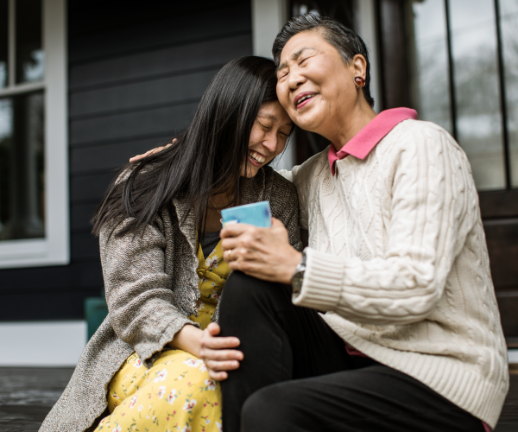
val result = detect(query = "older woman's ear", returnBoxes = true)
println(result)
[352,54,367,82]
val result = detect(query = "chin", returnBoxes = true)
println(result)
[293,113,320,132]
[244,168,260,178]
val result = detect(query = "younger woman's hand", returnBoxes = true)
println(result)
[199,323,243,381]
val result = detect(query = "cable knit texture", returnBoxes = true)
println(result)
[281,120,509,429]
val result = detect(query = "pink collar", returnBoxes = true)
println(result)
[328,108,418,175]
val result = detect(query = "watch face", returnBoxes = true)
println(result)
[292,272,304,294]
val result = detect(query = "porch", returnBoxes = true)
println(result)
[0,367,516,432]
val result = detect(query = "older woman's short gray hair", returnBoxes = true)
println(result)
[272,14,375,108]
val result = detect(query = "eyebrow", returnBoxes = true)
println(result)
[257,113,293,127]
[277,47,314,72]
[257,113,278,121]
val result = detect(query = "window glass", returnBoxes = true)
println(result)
[500,0,518,187]
[0,92,45,240]
[406,0,452,133]
[449,0,506,190]
[15,0,44,84]
[0,0,7,88]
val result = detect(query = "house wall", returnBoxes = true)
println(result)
[0,0,253,323]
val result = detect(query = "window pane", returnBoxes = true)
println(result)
[0,0,7,88]
[15,0,44,84]
[449,0,506,190]
[0,92,45,240]
[500,0,518,187]
[406,0,452,132]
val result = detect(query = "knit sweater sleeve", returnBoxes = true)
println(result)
[293,124,479,325]
[100,215,198,367]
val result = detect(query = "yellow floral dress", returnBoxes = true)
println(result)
[94,239,229,432]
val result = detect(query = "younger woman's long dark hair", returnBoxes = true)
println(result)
[92,56,279,237]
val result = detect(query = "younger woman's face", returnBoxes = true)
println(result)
[243,101,293,178]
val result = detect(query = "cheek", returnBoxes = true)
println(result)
[248,126,262,148]
[276,83,291,111]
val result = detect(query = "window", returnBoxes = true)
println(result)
[0,0,68,268]
[406,0,518,191]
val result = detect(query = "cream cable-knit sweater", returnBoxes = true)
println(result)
[281,119,509,428]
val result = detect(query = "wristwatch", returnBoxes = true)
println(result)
[291,249,307,295]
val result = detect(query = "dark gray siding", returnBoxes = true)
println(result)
[0,0,252,321]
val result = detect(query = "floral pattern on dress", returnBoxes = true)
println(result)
[93,238,229,432]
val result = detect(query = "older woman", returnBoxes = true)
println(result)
[218,14,509,432]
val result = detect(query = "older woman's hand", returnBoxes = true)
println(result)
[200,323,243,381]
[129,139,176,163]
[221,218,302,284]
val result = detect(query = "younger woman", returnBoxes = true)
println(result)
[40,56,301,432]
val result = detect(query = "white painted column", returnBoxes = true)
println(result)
[355,0,381,113]
[252,0,296,171]
[252,0,287,58]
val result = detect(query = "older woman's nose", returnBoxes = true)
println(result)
[288,69,306,90]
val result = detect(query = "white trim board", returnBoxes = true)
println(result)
[354,0,381,114]
[0,321,86,366]
[251,0,295,171]
[0,321,515,367]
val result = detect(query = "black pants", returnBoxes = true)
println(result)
[218,271,485,432]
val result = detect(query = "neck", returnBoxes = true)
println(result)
[327,101,377,152]
[209,187,234,209]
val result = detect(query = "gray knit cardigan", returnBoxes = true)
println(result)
[40,167,301,432]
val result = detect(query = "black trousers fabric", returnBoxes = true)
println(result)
[218,271,485,432]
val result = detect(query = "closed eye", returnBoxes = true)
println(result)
[277,69,288,80]
[257,121,271,130]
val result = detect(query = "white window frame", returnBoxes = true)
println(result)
[0,0,68,269]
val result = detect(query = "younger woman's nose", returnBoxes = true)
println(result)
[262,136,278,153]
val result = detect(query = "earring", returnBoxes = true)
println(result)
[354,76,365,88]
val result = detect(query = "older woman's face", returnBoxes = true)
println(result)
[276,30,358,135]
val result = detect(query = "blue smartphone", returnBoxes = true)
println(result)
[221,201,272,228]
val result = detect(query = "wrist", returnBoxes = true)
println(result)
[290,249,307,295]
[281,250,302,284]
[169,324,203,357]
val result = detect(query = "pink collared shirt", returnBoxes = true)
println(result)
[328,107,418,175]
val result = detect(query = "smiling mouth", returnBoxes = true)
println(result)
[295,93,316,109]
[249,150,266,166]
